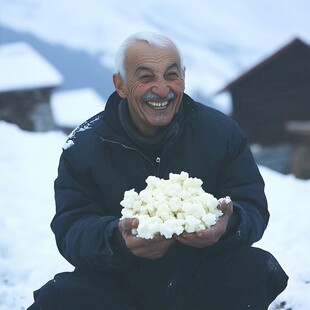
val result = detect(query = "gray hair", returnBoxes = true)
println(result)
[115,32,184,80]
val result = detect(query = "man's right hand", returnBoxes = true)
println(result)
[118,218,175,259]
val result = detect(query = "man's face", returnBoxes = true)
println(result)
[114,41,185,136]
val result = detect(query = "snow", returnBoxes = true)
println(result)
[0,122,73,309]
[255,167,310,309]
[0,121,309,309]
[1,0,310,308]
[1,0,310,99]
[0,42,63,93]
[51,88,106,128]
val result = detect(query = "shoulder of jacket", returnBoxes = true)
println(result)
[62,111,105,151]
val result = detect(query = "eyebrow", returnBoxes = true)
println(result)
[135,66,152,75]
[134,63,180,75]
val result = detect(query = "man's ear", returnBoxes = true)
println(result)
[113,73,127,98]
[182,67,186,91]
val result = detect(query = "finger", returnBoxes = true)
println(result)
[218,197,233,210]
[119,218,139,232]
[219,202,233,217]
[151,235,175,247]
[174,234,190,244]
[224,203,233,217]
[175,231,200,241]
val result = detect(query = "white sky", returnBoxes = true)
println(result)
[1,0,310,96]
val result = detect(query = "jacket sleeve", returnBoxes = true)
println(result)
[210,122,269,253]
[51,151,140,273]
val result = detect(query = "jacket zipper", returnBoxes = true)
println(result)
[99,137,160,175]
[155,157,161,176]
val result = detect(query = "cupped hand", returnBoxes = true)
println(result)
[118,218,175,259]
[174,200,233,248]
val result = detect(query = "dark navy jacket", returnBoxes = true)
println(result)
[52,91,269,283]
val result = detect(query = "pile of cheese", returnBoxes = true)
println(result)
[120,171,229,239]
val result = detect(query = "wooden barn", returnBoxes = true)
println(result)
[221,38,310,146]
[0,42,63,132]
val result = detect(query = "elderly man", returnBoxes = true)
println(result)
[28,32,288,310]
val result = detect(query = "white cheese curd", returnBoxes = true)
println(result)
[120,172,229,239]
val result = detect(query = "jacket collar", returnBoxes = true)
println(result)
[118,98,183,150]
[97,91,200,145]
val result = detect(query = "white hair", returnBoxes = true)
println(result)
[115,32,184,80]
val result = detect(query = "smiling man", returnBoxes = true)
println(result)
[28,32,288,310]
[113,37,185,135]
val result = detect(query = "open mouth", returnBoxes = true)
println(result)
[146,100,170,110]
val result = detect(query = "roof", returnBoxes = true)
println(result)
[220,37,310,92]
[0,42,63,93]
[51,88,106,128]
[285,120,310,143]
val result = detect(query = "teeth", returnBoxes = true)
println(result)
[147,101,169,109]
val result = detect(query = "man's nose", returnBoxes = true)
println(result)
[152,77,169,97]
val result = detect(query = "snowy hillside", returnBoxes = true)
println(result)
[1,0,310,109]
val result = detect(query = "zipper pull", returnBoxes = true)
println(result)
[154,157,161,176]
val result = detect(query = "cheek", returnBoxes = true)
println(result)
[181,80,185,91]
[169,79,185,93]
[126,80,146,98]
[177,79,185,91]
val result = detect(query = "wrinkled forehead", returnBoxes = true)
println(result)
[125,41,182,72]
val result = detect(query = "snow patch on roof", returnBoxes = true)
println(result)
[51,88,106,128]
[0,42,63,93]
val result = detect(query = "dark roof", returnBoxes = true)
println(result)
[219,37,310,92]
[285,120,310,143]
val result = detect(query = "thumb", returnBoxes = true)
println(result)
[218,197,233,216]
[119,217,139,232]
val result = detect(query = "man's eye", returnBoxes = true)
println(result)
[139,75,154,82]
[165,72,179,80]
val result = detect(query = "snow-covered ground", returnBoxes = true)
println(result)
[0,121,309,309]
[1,0,310,308]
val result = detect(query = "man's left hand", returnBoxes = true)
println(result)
[174,200,233,248]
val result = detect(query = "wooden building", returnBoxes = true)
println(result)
[221,38,310,146]
[0,42,63,131]
[285,120,310,179]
